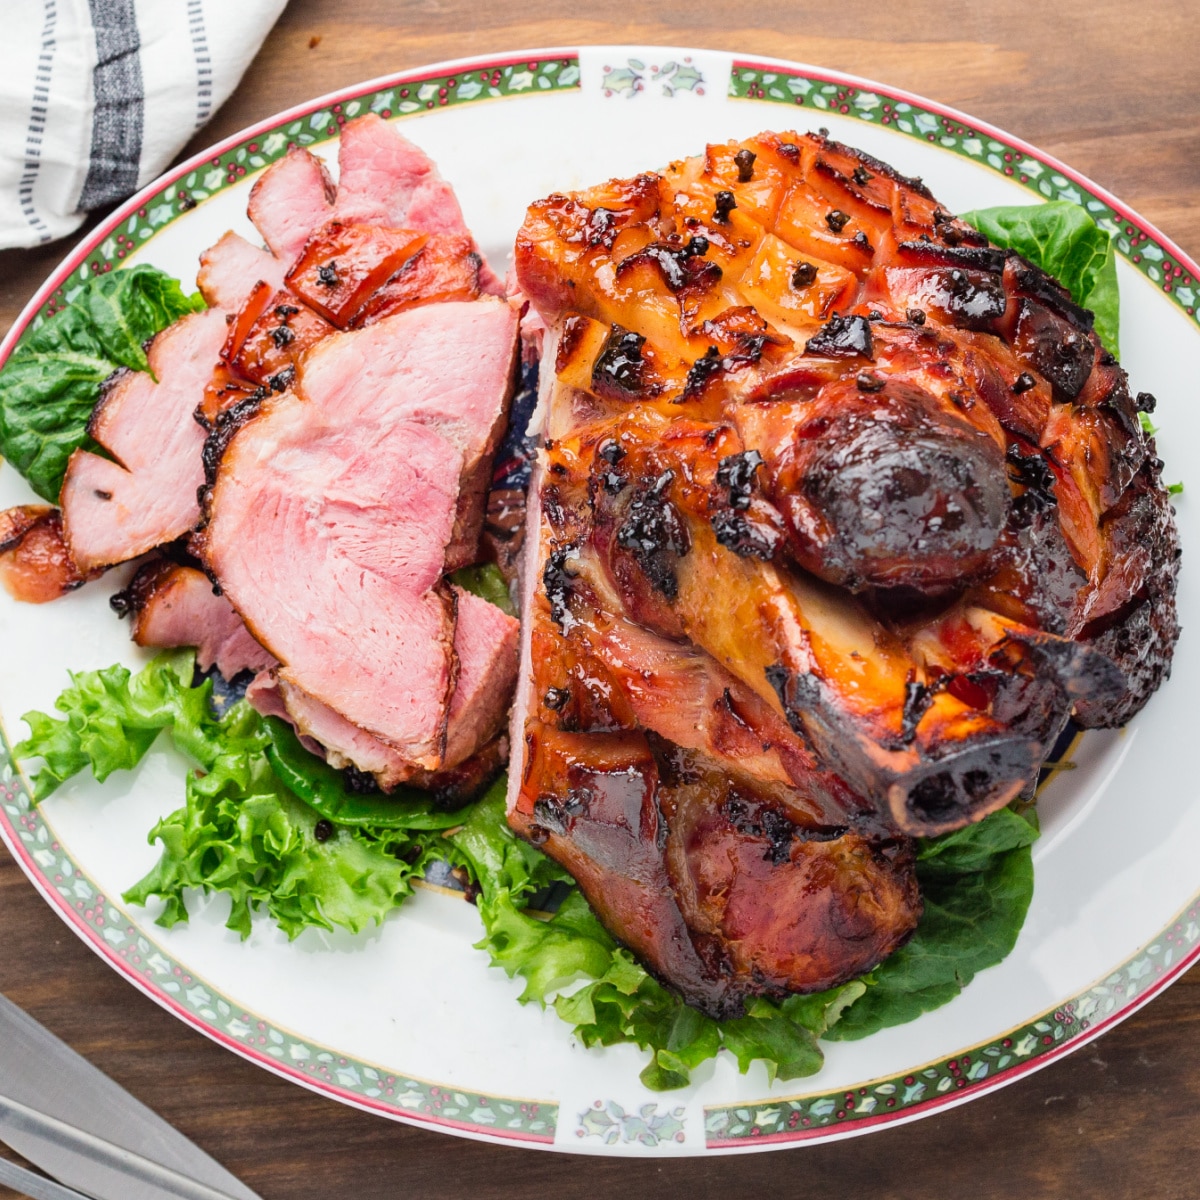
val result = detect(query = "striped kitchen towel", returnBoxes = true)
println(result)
[1,0,287,249]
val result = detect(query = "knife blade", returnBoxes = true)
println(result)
[0,993,261,1200]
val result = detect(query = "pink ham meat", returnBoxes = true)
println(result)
[246,147,335,263]
[199,149,332,314]
[299,298,518,567]
[252,671,415,783]
[331,114,502,293]
[125,560,275,678]
[333,113,470,234]
[233,116,500,302]
[125,562,516,780]
[196,231,286,312]
[201,297,519,774]
[246,587,517,787]
[445,587,519,766]
[202,404,460,770]
[59,309,228,573]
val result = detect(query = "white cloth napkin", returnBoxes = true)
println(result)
[0,0,287,249]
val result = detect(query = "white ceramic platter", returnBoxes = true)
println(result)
[0,46,1196,1156]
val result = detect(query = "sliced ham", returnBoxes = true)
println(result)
[248,667,511,802]
[122,560,275,678]
[221,284,335,389]
[260,672,416,785]
[245,587,516,786]
[333,113,470,234]
[60,309,228,573]
[121,559,511,774]
[332,114,502,293]
[244,671,322,756]
[299,298,518,567]
[0,506,89,603]
[201,394,463,770]
[196,231,286,312]
[201,298,519,773]
[247,147,335,263]
[444,587,520,766]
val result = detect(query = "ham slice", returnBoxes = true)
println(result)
[247,147,335,263]
[202,398,462,770]
[256,672,416,784]
[60,309,228,573]
[286,223,427,327]
[197,231,286,312]
[353,234,483,326]
[299,298,518,567]
[332,114,502,293]
[122,560,275,679]
[245,587,515,786]
[201,298,519,773]
[333,113,470,235]
[221,116,499,320]
[444,587,519,766]
[248,667,512,801]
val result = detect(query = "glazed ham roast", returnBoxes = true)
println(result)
[509,130,1180,1017]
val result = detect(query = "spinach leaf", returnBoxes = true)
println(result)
[824,807,1038,1040]
[448,563,516,616]
[961,201,1120,355]
[263,716,465,830]
[0,265,204,501]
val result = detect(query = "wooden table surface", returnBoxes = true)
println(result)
[2,2,1198,1196]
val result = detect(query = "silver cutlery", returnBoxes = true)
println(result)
[0,992,261,1200]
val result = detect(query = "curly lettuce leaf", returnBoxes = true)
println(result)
[449,776,571,898]
[124,757,444,940]
[13,649,226,799]
[0,265,205,500]
[15,651,447,939]
[960,201,1119,355]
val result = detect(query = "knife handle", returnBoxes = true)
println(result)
[0,1095,247,1200]
[0,1157,93,1200]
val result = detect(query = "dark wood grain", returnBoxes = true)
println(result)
[2,3,1199,1197]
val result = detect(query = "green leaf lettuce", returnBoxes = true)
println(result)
[14,651,445,939]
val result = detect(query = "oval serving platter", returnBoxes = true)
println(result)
[0,46,1196,1156]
